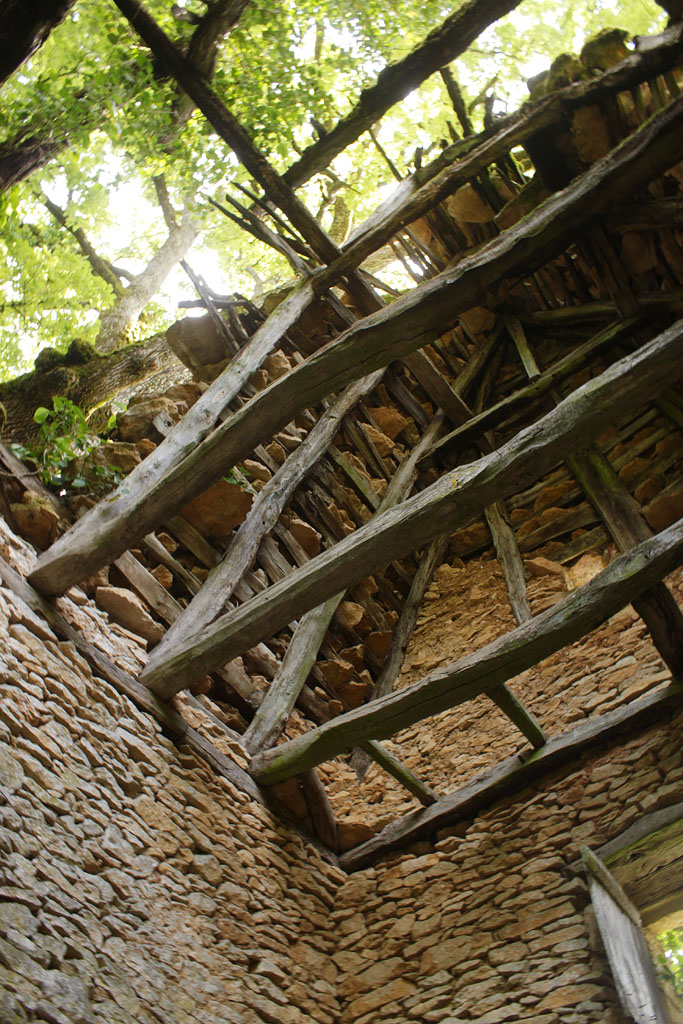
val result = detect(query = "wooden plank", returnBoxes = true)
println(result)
[340,679,683,870]
[361,741,439,806]
[249,522,683,784]
[32,92,683,596]
[314,26,683,291]
[140,324,683,697]
[114,549,182,625]
[28,276,317,593]
[583,847,670,1023]
[484,502,531,625]
[166,514,218,568]
[581,847,643,927]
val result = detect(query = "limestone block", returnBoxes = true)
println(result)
[180,478,253,538]
[95,586,164,644]
[372,406,410,441]
[288,518,321,557]
[10,493,60,550]
[117,397,180,443]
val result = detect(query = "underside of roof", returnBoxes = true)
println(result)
[3,5,683,869]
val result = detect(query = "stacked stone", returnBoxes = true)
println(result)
[0,520,344,1024]
[331,711,683,1023]
[326,553,681,832]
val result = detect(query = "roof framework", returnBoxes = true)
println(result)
[6,1,683,866]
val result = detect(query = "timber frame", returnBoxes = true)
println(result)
[10,1,683,865]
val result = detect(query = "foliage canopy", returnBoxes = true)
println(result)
[0,0,666,380]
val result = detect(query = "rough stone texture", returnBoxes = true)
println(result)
[0,519,343,1024]
[1,506,681,1023]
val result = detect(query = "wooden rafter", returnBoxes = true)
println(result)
[138,323,683,696]
[30,96,683,596]
[249,521,683,784]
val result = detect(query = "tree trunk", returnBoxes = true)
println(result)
[0,335,182,442]
[95,212,198,353]
[0,0,76,85]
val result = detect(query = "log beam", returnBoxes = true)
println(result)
[139,323,683,697]
[340,678,683,870]
[250,521,683,784]
[30,95,683,596]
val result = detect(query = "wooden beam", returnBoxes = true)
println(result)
[146,370,384,665]
[243,413,445,805]
[283,0,526,187]
[568,447,683,677]
[139,323,683,697]
[30,95,683,596]
[249,522,683,784]
[340,678,683,870]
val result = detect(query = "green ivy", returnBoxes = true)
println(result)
[11,396,121,494]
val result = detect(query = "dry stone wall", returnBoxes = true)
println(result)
[0,521,344,1024]
[331,710,683,1024]
[1,511,682,1024]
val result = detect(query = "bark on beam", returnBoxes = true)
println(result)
[138,323,683,697]
[30,97,683,596]
[250,521,683,784]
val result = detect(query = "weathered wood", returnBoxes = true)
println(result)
[431,318,637,456]
[29,277,317,593]
[142,533,201,595]
[581,847,643,927]
[166,514,218,568]
[0,440,70,522]
[488,683,546,748]
[568,447,683,677]
[283,0,526,187]
[243,412,443,755]
[583,848,670,1024]
[298,770,338,851]
[243,593,342,752]
[340,678,683,870]
[32,93,683,596]
[360,741,439,806]
[149,371,384,667]
[114,550,182,625]
[249,522,683,784]
[484,502,531,625]
[140,324,683,696]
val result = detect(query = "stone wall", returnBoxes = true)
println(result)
[1,512,682,1024]
[0,522,344,1024]
[331,710,683,1024]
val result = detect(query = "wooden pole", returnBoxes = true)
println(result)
[250,521,683,784]
[138,323,683,696]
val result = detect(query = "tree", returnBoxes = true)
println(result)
[0,0,668,392]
